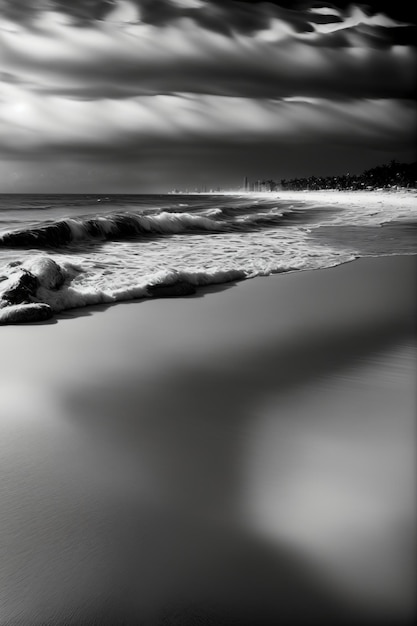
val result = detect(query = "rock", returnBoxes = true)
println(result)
[0,269,39,305]
[24,257,65,290]
[148,281,197,298]
[0,303,53,325]
[0,257,66,309]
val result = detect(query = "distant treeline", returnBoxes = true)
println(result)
[279,160,417,191]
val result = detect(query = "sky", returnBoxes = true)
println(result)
[0,0,416,192]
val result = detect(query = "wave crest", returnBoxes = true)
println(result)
[0,211,230,249]
[0,206,293,250]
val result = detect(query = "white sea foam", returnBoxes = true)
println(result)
[0,193,414,321]
[1,247,353,316]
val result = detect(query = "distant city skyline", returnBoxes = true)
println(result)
[0,0,416,193]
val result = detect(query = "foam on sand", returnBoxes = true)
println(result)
[0,254,251,322]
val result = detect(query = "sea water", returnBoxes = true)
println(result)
[0,192,416,317]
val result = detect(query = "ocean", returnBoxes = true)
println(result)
[0,192,416,322]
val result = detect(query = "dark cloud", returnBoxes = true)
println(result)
[0,0,415,190]
[238,1,416,25]
[0,0,36,23]
[0,0,415,32]
[309,24,417,49]
[2,138,415,193]
[2,0,307,35]
[52,0,115,23]
[0,0,114,25]
[1,87,414,156]
[0,11,415,101]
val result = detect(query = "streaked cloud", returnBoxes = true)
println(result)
[1,82,415,155]
[0,2,415,99]
[0,0,415,190]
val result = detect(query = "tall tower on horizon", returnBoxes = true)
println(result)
[244,176,248,191]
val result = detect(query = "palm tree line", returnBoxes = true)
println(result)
[244,160,416,192]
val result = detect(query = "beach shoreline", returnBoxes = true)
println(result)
[216,187,417,211]
[1,253,416,624]
[276,188,417,212]
[211,187,417,206]
[1,187,416,325]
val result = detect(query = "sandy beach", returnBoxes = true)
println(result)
[249,188,417,212]
[1,252,415,625]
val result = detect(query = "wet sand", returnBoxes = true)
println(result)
[0,255,416,625]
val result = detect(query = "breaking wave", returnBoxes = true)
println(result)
[0,207,291,250]
[3,192,393,325]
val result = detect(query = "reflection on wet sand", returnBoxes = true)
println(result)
[1,256,415,624]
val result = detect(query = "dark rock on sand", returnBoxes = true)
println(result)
[0,258,65,323]
[0,270,39,305]
[26,256,66,290]
[0,302,53,324]
[148,281,196,298]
